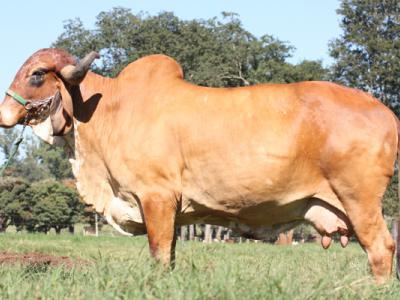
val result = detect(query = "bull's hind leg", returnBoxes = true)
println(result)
[333,174,395,284]
[141,192,178,266]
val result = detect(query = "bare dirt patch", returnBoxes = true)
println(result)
[0,251,90,269]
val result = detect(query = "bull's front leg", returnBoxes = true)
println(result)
[141,192,178,266]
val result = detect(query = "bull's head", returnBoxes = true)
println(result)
[0,48,99,143]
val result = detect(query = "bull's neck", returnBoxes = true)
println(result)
[71,71,116,155]
[72,71,114,121]
[77,71,113,105]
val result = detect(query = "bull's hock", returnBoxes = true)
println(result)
[0,48,399,284]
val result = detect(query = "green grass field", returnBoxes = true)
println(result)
[0,233,399,300]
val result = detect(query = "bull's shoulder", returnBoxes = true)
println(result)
[117,54,184,81]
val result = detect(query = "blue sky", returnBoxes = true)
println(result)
[0,0,341,96]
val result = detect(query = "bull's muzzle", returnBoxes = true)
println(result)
[0,100,25,128]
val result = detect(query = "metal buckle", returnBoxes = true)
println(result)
[24,95,54,125]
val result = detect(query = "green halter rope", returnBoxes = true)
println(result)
[4,89,55,125]
[0,89,30,176]
[5,89,29,106]
[0,125,26,177]
[1,88,57,176]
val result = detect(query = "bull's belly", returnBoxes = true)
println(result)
[178,194,309,227]
[173,173,350,239]
[105,196,306,238]
[105,193,350,241]
[176,196,317,238]
[102,153,349,238]
[175,197,309,240]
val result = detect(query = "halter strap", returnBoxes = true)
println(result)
[4,89,57,125]
[5,89,29,106]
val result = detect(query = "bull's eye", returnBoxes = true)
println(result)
[30,70,46,86]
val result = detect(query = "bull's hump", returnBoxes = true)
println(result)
[117,54,184,81]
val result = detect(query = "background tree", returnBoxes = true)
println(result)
[0,177,30,232]
[0,177,84,233]
[33,143,73,180]
[383,170,399,218]
[329,0,400,114]
[0,128,22,176]
[0,128,51,181]
[0,129,19,161]
[28,180,83,234]
[54,8,328,86]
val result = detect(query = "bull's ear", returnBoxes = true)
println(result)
[60,83,73,119]
[60,51,99,85]
[49,83,74,136]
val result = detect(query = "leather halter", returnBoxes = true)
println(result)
[5,89,60,125]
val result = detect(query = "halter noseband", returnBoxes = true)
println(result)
[5,89,29,106]
[5,89,57,125]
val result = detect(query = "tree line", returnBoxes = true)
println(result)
[0,134,92,233]
[1,0,399,234]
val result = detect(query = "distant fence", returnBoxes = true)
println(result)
[177,225,314,245]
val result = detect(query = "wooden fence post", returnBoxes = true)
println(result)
[180,226,187,241]
[189,225,195,241]
[216,226,223,241]
[95,213,99,237]
[204,224,212,243]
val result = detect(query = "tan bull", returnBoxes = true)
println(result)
[0,49,399,283]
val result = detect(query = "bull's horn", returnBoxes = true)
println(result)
[60,51,100,85]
